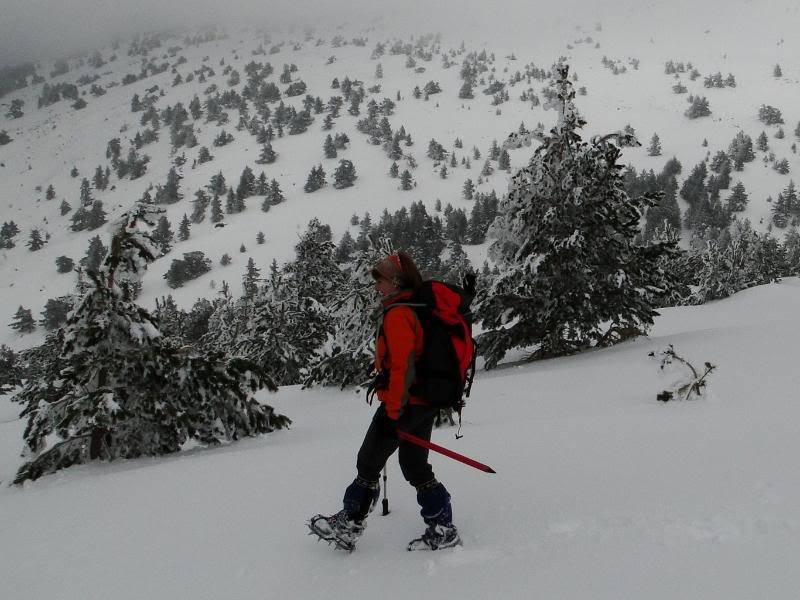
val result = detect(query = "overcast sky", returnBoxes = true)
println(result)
[0,0,619,67]
[0,0,785,68]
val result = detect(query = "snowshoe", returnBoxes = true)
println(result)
[407,523,462,551]
[307,511,365,552]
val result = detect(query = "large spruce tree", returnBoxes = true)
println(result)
[477,64,680,367]
[13,203,289,484]
[305,237,390,388]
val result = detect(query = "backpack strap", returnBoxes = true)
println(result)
[464,337,478,398]
[382,302,427,315]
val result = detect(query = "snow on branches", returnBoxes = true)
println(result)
[13,205,289,484]
[650,344,716,402]
[478,63,679,368]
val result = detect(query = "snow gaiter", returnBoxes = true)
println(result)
[416,479,453,526]
[343,476,380,522]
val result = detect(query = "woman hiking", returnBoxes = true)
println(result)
[308,252,461,552]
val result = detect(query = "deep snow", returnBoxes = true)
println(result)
[2,280,800,599]
[2,1,800,351]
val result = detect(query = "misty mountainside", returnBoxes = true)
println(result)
[1,6,800,351]
[3,5,800,598]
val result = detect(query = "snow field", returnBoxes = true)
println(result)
[2,280,800,599]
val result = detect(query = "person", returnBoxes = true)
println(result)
[309,252,461,551]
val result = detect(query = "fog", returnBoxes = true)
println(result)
[0,0,624,67]
[0,0,792,67]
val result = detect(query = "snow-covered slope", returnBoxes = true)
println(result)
[2,280,799,599]
[2,8,800,594]
[2,1,800,350]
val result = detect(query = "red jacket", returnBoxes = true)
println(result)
[375,290,425,420]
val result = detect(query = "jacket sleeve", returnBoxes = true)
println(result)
[380,308,418,421]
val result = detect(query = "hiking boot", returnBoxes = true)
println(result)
[407,523,462,551]
[308,510,365,552]
[307,477,380,552]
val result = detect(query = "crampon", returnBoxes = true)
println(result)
[307,512,364,553]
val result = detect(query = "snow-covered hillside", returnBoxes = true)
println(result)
[3,5,800,596]
[2,279,799,599]
[2,1,800,350]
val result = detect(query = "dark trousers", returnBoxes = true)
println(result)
[356,403,438,488]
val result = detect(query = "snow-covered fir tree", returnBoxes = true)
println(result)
[477,64,681,367]
[177,214,191,241]
[647,133,662,156]
[773,158,790,175]
[726,182,749,212]
[498,149,511,171]
[0,344,20,393]
[209,194,224,223]
[81,235,108,274]
[335,231,356,263]
[55,255,75,274]
[27,229,46,251]
[304,165,326,192]
[268,179,284,205]
[758,104,784,126]
[333,159,357,189]
[463,178,475,200]
[441,238,473,284]
[236,166,256,201]
[85,200,108,230]
[40,296,74,331]
[0,221,19,248]
[191,189,209,223]
[305,236,391,388]
[79,177,93,207]
[242,257,261,298]
[400,169,414,190]
[13,203,289,484]
[197,146,213,164]
[643,175,681,236]
[152,215,174,255]
[208,171,227,195]
[729,132,755,169]
[757,131,769,152]
[154,168,182,204]
[209,220,343,385]
[323,134,337,158]
[10,306,36,334]
[692,220,784,304]
[685,96,711,119]
[771,181,798,228]
[225,188,238,214]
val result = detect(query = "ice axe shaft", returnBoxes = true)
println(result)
[397,430,496,474]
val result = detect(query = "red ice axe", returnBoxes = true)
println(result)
[398,430,496,474]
